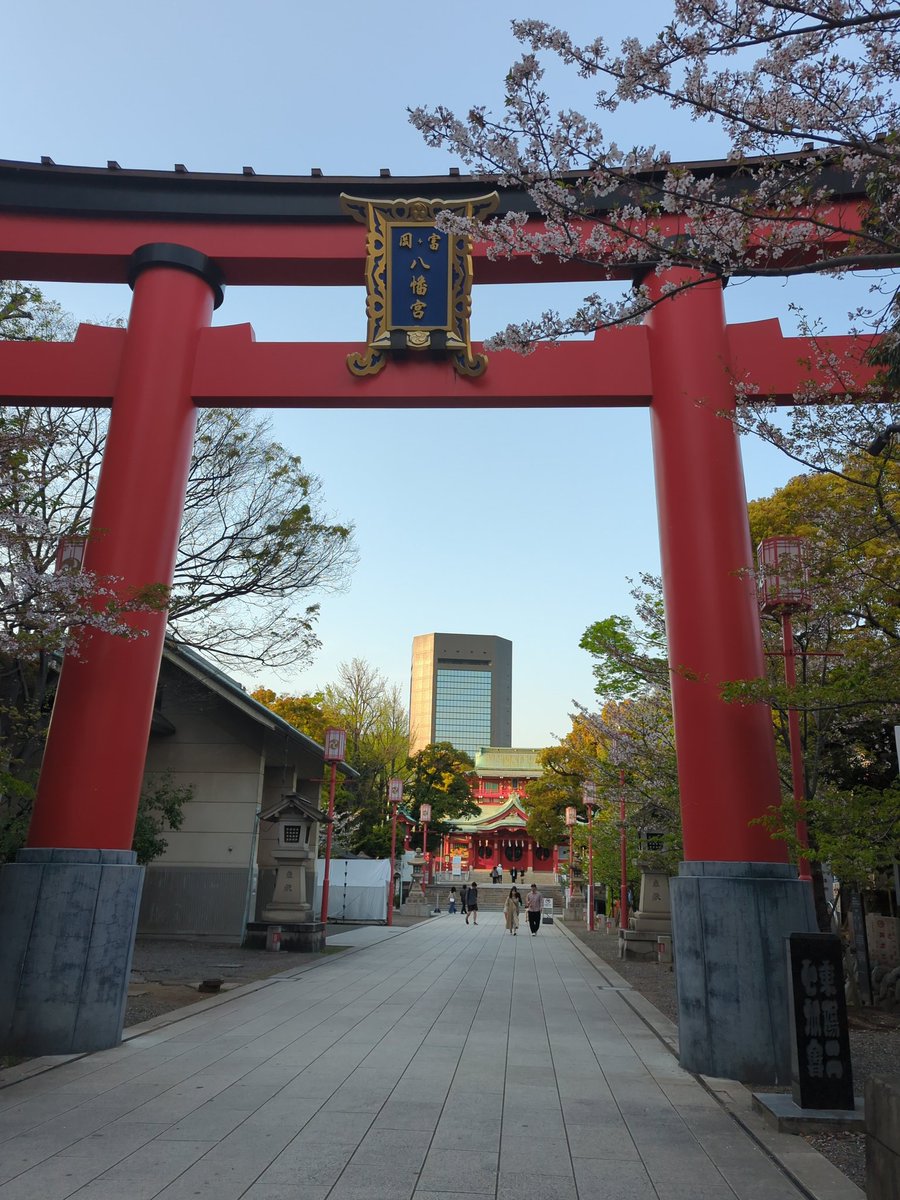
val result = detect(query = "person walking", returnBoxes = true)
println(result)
[465,882,479,925]
[460,885,468,917]
[525,883,543,935]
[503,888,520,935]
[448,887,458,914]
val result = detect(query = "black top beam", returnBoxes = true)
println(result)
[0,155,865,224]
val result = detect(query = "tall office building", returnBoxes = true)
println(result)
[409,633,512,758]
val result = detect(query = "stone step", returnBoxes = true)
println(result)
[427,881,565,911]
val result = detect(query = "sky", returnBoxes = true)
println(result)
[5,2,873,748]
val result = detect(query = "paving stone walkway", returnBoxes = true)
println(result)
[0,913,859,1200]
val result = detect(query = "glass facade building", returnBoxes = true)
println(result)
[434,667,492,758]
[409,634,512,757]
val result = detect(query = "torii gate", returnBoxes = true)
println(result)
[0,158,876,1081]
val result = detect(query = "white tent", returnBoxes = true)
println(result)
[314,858,391,922]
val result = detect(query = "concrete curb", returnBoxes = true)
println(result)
[553,919,864,1200]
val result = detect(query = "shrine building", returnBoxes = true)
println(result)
[440,747,562,877]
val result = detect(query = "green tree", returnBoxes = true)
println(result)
[252,659,411,858]
[742,471,900,896]
[250,686,327,744]
[404,742,479,854]
[132,775,193,865]
[578,576,683,874]
[525,715,604,850]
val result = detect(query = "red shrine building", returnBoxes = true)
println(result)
[440,747,562,876]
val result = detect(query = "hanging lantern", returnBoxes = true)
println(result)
[757,537,811,615]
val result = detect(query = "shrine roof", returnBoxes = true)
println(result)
[473,747,543,774]
[453,797,529,832]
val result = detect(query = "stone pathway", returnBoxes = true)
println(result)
[0,913,858,1199]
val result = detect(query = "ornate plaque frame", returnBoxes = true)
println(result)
[340,193,498,377]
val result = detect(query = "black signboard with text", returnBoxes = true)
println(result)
[786,933,854,1110]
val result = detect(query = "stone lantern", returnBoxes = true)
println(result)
[251,792,329,952]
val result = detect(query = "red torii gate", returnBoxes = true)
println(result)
[0,159,876,1081]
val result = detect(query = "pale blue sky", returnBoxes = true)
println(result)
[6,2,872,746]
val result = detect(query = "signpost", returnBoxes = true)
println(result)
[582,782,597,931]
[564,805,577,904]
[320,727,346,933]
[387,777,403,926]
[419,802,432,894]
[786,933,854,1111]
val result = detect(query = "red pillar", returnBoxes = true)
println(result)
[27,246,220,850]
[646,271,785,863]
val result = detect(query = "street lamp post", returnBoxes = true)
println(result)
[618,768,628,930]
[387,777,403,927]
[582,782,597,932]
[758,537,813,881]
[564,805,577,905]
[419,802,432,895]
[320,727,346,935]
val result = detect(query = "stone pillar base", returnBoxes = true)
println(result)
[0,848,144,1056]
[244,921,325,952]
[866,1075,900,1200]
[671,860,816,1085]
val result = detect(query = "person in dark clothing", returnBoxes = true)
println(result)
[460,885,468,916]
[465,882,479,925]
[525,883,543,935]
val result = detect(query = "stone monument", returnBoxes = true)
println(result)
[620,871,673,960]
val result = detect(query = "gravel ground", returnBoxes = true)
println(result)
[565,922,900,1193]
[125,918,423,1026]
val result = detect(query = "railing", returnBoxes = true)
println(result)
[433,871,470,884]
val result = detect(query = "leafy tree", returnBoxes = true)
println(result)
[250,687,328,744]
[579,575,670,700]
[404,742,479,854]
[578,576,682,864]
[132,775,193,865]
[742,471,900,896]
[173,409,355,670]
[1,281,77,342]
[321,658,410,857]
[525,715,604,849]
[252,659,410,858]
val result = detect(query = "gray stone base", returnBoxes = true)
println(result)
[244,921,325,952]
[671,860,817,1085]
[866,1076,900,1200]
[619,930,659,960]
[401,894,436,918]
[0,848,144,1056]
[751,1091,864,1134]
